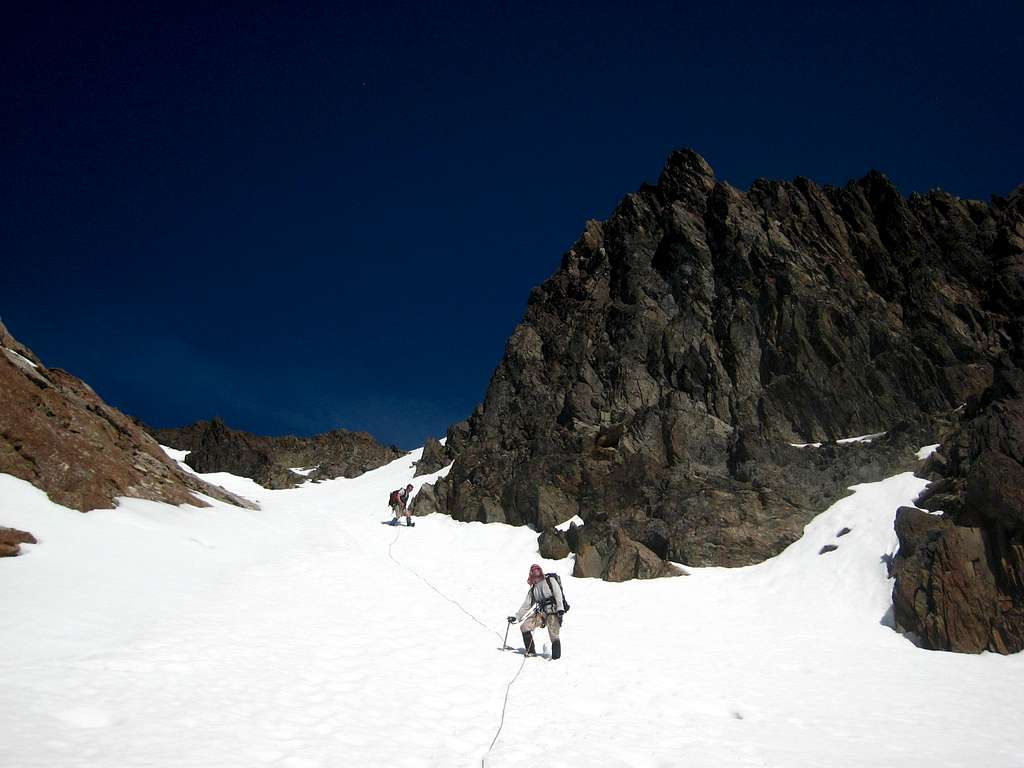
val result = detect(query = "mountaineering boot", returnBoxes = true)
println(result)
[388,518,399,526]
[522,632,536,656]
[406,519,415,527]
[551,639,561,660]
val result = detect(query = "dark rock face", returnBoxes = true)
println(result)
[0,527,37,557]
[430,150,1022,578]
[537,528,571,560]
[893,363,1024,653]
[0,321,253,512]
[409,474,449,517]
[567,522,683,581]
[414,437,450,477]
[152,419,402,489]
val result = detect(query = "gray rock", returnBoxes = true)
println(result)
[414,437,449,477]
[151,419,402,489]
[409,476,449,517]
[537,529,571,560]
[435,151,1022,580]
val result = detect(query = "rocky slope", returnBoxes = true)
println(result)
[893,358,1024,653]
[415,150,1022,591]
[0,321,254,550]
[152,419,402,489]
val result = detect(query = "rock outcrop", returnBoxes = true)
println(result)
[413,436,450,477]
[567,522,683,581]
[425,150,1022,580]
[408,474,450,517]
[893,362,1024,653]
[537,528,571,560]
[0,321,253,512]
[152,419,402,489]
[0,527,37,557]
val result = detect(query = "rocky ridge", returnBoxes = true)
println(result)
[0,320,255,550]
[414,150,1022,600]
[152,419,403,489]
[413,436,452,477]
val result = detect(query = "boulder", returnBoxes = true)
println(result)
[0,527,37,557]
[568,522,682,580]
[409,476,449,517]
[537,528,571,560]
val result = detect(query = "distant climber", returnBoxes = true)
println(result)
[388,484,415,526]
[507,564,566,659]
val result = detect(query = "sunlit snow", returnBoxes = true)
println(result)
[790,431,887,449]
[3,346,38,369]
[1,444,1022,767]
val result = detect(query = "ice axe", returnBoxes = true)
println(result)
[501,616,516,649]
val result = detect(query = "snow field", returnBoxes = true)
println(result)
[2,446,1023,767]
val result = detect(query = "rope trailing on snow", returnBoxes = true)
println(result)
[386,524,501,640]
[385,518,529,768]
[482,654,528,767]
[388,525,401,561]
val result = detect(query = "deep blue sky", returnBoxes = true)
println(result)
[3,2,1021,448]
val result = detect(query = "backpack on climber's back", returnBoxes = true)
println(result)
[545,573,571,613]
[388,489,401,506]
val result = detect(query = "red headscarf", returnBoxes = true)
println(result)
[527,563,544,585]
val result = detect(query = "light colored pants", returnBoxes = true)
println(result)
[391,503,410,519]
[522,611,561,640]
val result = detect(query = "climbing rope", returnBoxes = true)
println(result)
[385,519,530,767]
[386,524,502,640]
[482,653,528,767]
[388,524,401,561]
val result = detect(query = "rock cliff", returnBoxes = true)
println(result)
[893,361,1024,653]
[416,150,1022,587]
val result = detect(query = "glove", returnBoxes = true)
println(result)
[507,616,517,624]
[557,610,564,618]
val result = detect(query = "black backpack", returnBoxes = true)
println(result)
[545,573,570,613]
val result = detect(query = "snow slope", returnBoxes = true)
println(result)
[2,447,1023,768]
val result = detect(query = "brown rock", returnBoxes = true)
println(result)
[605,528,683,581]
[0,321,254,512]
[0,526,37,557]
[893,507,1024,654]
[893,362,1024,654]
[569,522,682,580]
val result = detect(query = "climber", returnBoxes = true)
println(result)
[388,484,415,526]
[507,563,566,659]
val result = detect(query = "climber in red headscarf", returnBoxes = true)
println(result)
[507,563,566,659]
